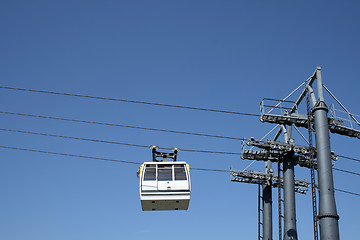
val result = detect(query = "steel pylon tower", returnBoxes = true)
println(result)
[234,67,359,239]
[307,68,339,239]
[232,137,310,240]
[307,95,319,240]
[259,67,360,239]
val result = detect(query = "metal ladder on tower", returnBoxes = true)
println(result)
[258,184,263,240]
[277,160,284,240]
[307,95,319,240]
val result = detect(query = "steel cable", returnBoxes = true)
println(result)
[1,145,358,197]
[0,86,260,117]
[0,111,244,141]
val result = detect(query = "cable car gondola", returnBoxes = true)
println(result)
[137,146,191,211]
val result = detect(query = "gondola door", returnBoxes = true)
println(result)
[156,164,173,191]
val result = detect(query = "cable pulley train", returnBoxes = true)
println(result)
[137,146,191,211]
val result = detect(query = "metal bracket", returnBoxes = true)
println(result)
[231,170,310,194]
[243,138,338,166]
[150,145,180,162]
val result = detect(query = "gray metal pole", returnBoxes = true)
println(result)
[263,183,273,240]
[312,67,340,240]
[282,126,298,240]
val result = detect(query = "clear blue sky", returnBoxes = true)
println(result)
[1,1,359,239]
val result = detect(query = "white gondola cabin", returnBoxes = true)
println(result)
[138,161,191,211]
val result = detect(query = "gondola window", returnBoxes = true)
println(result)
[144,164,156,181]
[158,165,172,181]
[174,165,187,180]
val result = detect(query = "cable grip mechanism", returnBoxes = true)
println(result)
[150,145,180,162]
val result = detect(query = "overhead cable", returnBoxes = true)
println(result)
[0,145,358,197]
[4,128,359,175]
[0,145,141,165]
[0,86,260,117]
[0,128,149,149]
[338,154,360,163]
[0,128,242,155]
[190,167,231,173]
[333,167,360,177]
[334,188,360,197]
[1,121,358,159]
[0,111,244,141]
[0,145,229,172]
